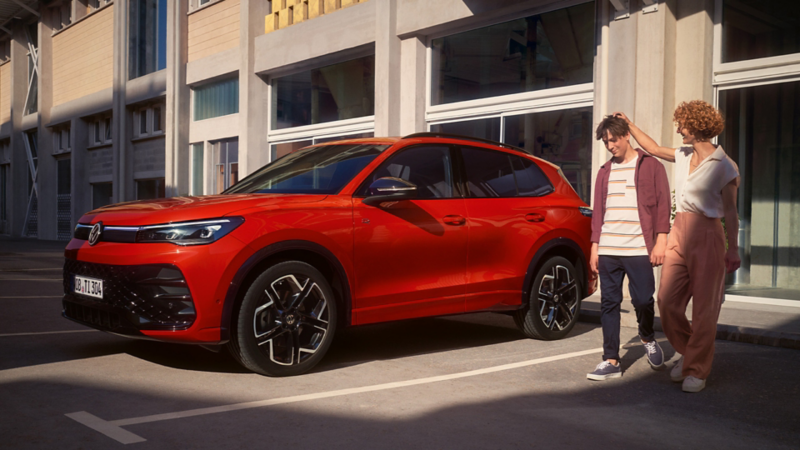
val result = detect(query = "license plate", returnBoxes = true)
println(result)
[74,275,104,299]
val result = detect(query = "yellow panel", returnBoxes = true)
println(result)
[309,0,322,19]
[293,1,308,23]
[51,5,114,106]
[0,63,10,125]
[188,0,241,62]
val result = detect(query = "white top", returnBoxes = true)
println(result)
[598,156,648,256]
[674,145,739,218]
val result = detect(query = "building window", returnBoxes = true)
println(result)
[430,2,594,106]
[269,132,374,161]
[137,178,166,200]
[214,138,238,193]
[0,40,10,63]
[51,1,73,32]
[90,115,112,146]
[193,78,239,121]
[53,126,71,153]
[134,105,165,138]
[272,55,375,130]
[191,143,204,195]
[92,182,113,209]
[718,80,800,293]
[129,0,167,79]
[57,157,72,240]
[722,0,800,63]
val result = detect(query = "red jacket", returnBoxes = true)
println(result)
[591,148,671,254]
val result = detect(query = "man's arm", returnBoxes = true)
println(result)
[650,159,671,267]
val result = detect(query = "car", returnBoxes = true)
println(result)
[63,133,597,376]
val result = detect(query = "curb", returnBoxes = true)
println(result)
[579,308,800,351]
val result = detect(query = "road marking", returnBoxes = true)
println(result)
[725,295,800,308]
[66,412,146,445]
[0,278,62,281]
[67,346,603,444]
[0,268,61,272]
[0,296,63,299]
[0,330,98,338]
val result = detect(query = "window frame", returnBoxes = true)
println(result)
[89,115,113,146]
[133,104,165,139]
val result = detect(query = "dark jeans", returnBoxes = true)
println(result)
[598,255,655,361]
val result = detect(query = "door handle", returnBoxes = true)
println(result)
[443,215,466,226]
[525,213,545,223]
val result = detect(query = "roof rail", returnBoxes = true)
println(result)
[401,132,532,155]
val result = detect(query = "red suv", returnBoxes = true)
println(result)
[63,133,597,376]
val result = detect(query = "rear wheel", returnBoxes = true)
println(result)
[514,256,581,340]
[228,261,337,376]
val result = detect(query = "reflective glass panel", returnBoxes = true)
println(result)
[719,80,800,298]
[723,0,800,63]
[430,118,501,141]
[503,106,592,203]
[272,55,375,129]
[431,2,594,105]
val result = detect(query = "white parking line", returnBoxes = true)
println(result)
[0,278,62,281]
[0,296,63,299]
[725,295,800,308]
[66,346,603,444]
[0,330,98,338]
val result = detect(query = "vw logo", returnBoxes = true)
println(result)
[88,222,103,246]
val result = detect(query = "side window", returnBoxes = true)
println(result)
[461,147,517,198]
[360,146,454,199]
[512,156,554,197]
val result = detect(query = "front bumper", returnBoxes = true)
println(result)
[63,259,196,335]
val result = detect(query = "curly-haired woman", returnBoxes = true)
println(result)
[614,101,740,393]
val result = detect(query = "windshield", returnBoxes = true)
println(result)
[225,144,390,195]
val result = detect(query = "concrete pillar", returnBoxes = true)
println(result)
[398,36,425,136]
[71,117,90,223]
[9,26,29,237]
[112,0,130,202]
[241,0,270,175]
[37,12,57,240]
[165,0,190,197]
[374,0,401,136]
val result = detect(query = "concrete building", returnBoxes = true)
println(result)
[0,0,798,300]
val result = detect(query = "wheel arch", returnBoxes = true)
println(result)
[220,240,353,341]
[521,237,589,305]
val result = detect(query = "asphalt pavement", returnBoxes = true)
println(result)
[1,237,799,449]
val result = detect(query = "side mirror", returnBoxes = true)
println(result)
[363,177,418,206]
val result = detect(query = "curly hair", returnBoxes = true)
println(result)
[673,100,724,141]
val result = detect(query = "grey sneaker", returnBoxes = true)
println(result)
[682,376,706,393]
[643,339,664,369]
[587,361,622,381]
[670,356,685,382]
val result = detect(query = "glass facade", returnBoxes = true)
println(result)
[719,80,800,296]
[194,78,239,121]
[92,183,113,210]
[269,132,374,161]
[430,1,594,105]
[722,0,800,63]
[136,178,166,200]
[191,143,204,196]
[429,107,593,204]
[215,139,239,193]
[129,0,167,79]
[272,55,375,130]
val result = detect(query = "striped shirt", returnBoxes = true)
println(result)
[598,156,648,256]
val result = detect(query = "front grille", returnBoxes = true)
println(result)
[63,260,196,332]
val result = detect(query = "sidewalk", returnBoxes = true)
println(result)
[580,292,800,350]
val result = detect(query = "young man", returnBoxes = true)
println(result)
[587,115,671,381]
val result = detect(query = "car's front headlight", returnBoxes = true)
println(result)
[135,217,244,246]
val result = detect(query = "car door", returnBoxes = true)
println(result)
[459,146,555,312]
[352,145,468,324]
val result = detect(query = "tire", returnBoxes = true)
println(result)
[228,261,337,376]
[514,256,582,340]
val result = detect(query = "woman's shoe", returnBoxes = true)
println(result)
[682,376,706,393]
[670,356,685,382]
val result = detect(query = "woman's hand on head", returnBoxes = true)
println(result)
[613,112,632,124]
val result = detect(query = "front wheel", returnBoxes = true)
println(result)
[228,261,337,376]
[514,256,582,340]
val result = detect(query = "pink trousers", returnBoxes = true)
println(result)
[658,212,726,380]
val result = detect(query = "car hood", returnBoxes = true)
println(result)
[78,194,328,226]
